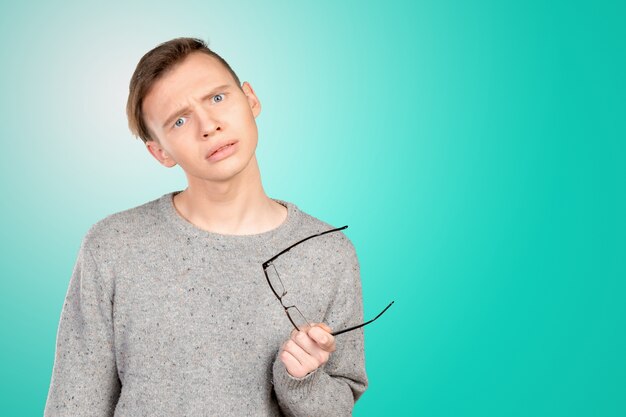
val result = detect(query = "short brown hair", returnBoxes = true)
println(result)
[126,37,242,143]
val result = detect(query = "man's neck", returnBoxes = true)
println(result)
[173,157,287,235]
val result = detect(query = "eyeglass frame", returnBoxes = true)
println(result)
[261,225,394,336]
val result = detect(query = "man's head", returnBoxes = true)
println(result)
[127,37,242,144]
[126,37,262,184]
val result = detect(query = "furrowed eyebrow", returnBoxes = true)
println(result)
[161,84,232,129]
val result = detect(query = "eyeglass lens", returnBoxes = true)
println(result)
[266,263,311,330]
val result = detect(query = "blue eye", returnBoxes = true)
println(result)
[213,94,224,103]
[174,117,187,128]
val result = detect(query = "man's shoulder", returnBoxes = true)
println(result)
[81,193,166,251]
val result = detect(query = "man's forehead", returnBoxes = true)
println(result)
[144,57,237,122]
[155,55,232,96]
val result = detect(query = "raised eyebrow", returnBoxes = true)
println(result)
[162,84,232,129]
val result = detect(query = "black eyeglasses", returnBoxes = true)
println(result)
[262,225,394,336]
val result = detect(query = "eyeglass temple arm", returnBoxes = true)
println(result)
[262,225,349,268]
[331,300,395,336]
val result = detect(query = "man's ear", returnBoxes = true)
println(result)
[241,81,261,118]
[146,140,177,168]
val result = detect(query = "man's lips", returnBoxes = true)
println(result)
[206,140,238,159]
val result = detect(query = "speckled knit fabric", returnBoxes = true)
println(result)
[44,191,368,417]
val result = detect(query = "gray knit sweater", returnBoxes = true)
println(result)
[44,191,368,416]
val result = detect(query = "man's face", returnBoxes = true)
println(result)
[142,52,261,183]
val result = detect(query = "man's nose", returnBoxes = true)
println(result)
[196,106,220,139]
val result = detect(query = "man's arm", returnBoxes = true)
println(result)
[271,235,368,417]
[44,236,121,417]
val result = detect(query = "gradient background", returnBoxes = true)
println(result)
[1,0,625,416]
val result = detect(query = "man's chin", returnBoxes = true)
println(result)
[186,167,251,186]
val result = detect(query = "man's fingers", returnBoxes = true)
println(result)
[292,330,330,364]
[282,339,320,371]
[280,323,336,378]
[307,324,336,352]
[280,350,308,378]
[315,323,333,334]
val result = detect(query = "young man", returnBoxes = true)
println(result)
[44,37,368,416]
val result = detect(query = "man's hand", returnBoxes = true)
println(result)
[279,323,336,378]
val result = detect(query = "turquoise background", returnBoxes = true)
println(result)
[1,0,624,416]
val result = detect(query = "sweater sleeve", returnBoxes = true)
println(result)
[272,235,369,416]
[44,236,121,417]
